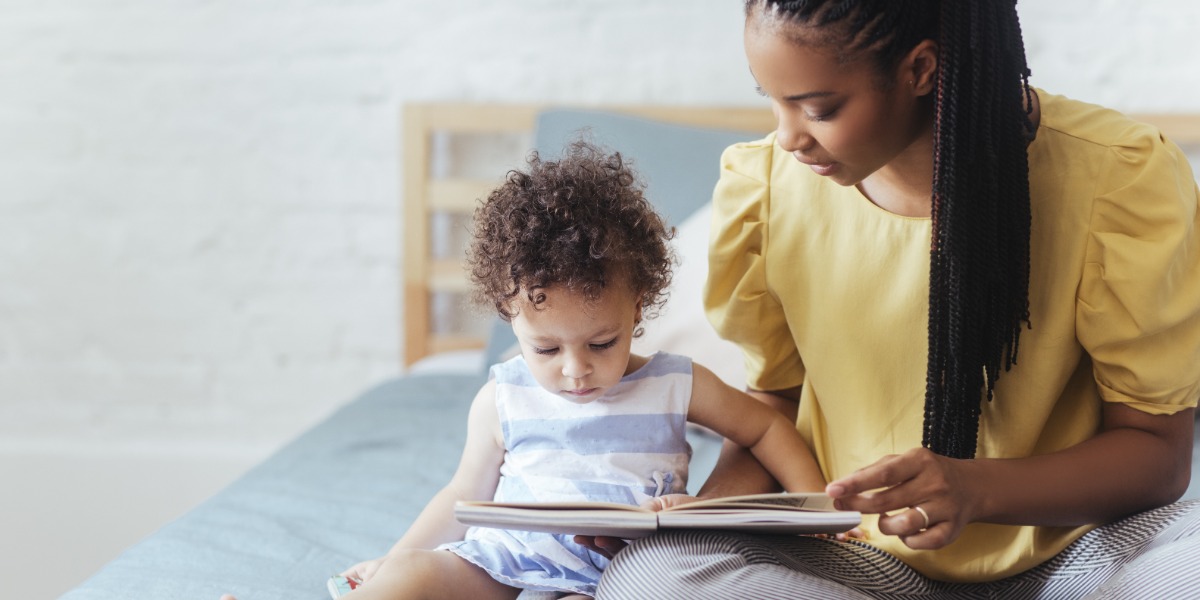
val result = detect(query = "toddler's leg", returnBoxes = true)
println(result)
[347,549,521,600]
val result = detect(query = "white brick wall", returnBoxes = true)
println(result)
[1,0,1198,459]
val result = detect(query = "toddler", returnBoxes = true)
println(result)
[240,140,825,600]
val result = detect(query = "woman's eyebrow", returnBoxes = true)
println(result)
[781,90,836,101]
[753,82,836,102]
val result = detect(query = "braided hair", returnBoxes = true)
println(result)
[746,0,1034,459]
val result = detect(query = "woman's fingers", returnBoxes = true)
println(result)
[574,535,628,558]
[877,504,935,536]
[825,453,915,502]
[825,447,974,550]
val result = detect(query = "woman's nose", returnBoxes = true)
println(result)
[775,112,815,153]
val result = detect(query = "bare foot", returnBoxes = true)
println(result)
[220,595,238,600]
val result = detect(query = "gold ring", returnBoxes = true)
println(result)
[912,505,930,531]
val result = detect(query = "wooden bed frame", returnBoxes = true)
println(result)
[400,103,1200,367]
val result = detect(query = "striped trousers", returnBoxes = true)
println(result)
[595,500,1200,599]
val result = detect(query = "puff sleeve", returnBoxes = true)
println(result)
[703,141,806,392]
[1077,127,1200,414]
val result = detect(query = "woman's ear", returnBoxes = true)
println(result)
[901,39,939,96]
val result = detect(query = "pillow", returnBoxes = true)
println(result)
[631,203,747,388]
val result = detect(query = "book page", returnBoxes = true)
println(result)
[457,500,648,512]
[670,492,837,512]
[455,502,658,538]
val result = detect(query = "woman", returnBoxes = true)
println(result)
[590,1,1200,597]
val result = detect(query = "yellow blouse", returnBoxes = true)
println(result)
[704,90,1200,582]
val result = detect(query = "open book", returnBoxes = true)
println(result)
[455,492,860,539]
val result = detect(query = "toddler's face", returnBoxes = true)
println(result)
[509,283,640,404]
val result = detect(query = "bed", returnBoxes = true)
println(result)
[63,104,1200,600]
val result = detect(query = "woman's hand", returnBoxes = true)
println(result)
[574,494,701,558]
[825,447,981,550]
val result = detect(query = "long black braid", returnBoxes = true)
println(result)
[746,0,1034,459]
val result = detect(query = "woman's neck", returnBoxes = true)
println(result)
[856,126,936,218]
[854,88,1039,219]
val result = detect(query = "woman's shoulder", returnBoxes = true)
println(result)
[1036,89,1171,153]
[1032,89,1194,204]
[719,132,781,183]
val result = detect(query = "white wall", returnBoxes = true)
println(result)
[1,0,1198,597]
[0,0,758,459]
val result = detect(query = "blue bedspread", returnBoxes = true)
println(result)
[64,373,485,600]
[64,370,721,600]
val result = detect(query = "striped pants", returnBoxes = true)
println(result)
[595,500,1200,599]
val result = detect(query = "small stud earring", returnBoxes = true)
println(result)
[908,79,915,86]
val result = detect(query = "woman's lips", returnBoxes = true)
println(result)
[807,162,838,176]
[795,153,839,176]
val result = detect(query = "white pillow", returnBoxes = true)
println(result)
[633,204,748,389]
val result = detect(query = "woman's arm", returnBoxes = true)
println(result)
[577,374,819,558]
[687,368,823,496]
[828,402,1194,549]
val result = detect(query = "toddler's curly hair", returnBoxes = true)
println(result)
[466,139,675,325]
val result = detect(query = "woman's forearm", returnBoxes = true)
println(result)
[697,387,805,499]
[968,406,1193,527]
[698,439,785,499]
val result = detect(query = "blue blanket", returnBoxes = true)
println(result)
[65,373,484,600]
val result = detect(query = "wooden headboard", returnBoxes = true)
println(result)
[400,103,1200,367]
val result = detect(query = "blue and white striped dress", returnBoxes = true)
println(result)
[440,351,693,596]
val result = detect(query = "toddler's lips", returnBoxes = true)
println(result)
[563,387,597,397]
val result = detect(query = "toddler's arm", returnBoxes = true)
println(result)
[687,364,825,494]
[344,380,505,581]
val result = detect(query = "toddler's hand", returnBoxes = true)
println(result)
[341,556,386,584]
[645,493,698,511]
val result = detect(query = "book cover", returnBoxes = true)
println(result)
[455,492,860,538]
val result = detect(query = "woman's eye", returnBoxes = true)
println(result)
[806,107,839,122]
[590,339,618,351]
[534,347,558,355]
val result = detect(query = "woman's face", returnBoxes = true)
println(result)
[744,18,933,187]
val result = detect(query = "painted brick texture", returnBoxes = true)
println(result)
[1,0,1197,458]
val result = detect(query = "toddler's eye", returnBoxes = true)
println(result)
[534,347,558,355]
[590,339,618,351]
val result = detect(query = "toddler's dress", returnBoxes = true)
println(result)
[439,352,693,596]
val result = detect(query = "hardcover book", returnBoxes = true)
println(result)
[455,492,861,539]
